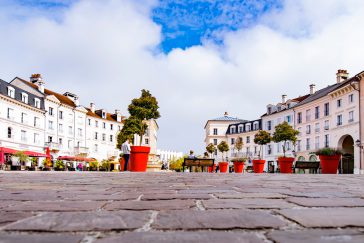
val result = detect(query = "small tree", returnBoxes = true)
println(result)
[234,137,244,156]
[272,121,299,157]
[117,116,144,147]
[54,160,65,170]
[13,151,29,165]
[217,141,230,161]
[206,143,216,158]
[254,130,272,159]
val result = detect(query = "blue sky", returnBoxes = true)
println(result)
[11,0,282,53]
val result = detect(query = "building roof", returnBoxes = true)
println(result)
[17,77,77,108]
[85,108,125,123]
[204,112,247,128]
[261,94,310,117]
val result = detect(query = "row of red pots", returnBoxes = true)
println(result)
[119,146,151,172]
[209,155,341,174]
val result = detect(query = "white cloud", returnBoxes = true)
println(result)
[0,0,364,154]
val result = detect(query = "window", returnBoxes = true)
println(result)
[110,135,113,142]
[349,111,354,123]
[231,138,235,145]
[34,117,39,127]
[34,98,40,108]
[286,142,291,151]
[324,120,329,130]
[48,121,54,130]
[95,121,98,127]
[118,125,121,131]
[110,124,113,130]
[306,125,311,134]
[306,138,310,150]
[298,127,302,135]
[78,128,82,136]
[68,126,73,135]
[21,130,27,142]
[49,107,54,116]
[21,113,27,124]
[59,124,63,133]
[247,136,250,143]
[253,123,259,130]
[286,115,291,123]
[277,142,280,153]
[213,139,217,145]
[59,111,63,119]
[297,112,302,124]
[102,112,106,119]
[230,127,235,134]
[7,127,12,139]
[297,140,301,152]
[246,124,251,132]
[34,133,39,144]
[7,108,13,120]
[337,99,342,108]
[315,106,320,119]
[306,109,311,122]
[267,145,272,155]
[337,115,343,126]
[267,121,272,130]
[315,123,320,133]
[268,107,272,114]
[94,132,98,140]
[48,136,53,143]
[59,138,63,145]
[21,93,28,103]
[324,103,329,116]
[94,144,98,152]
[88,119,91,125]
[68,140,72,149]
[145,138,149,145]
[103,122,106,129]
[315,136,320,149]
[349,94,354,103]
[7,86,15,98]
[324,134,329,147]
[214,150,217,156]
[239,126,243,133]
[102,133,106,141]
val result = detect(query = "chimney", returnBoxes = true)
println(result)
[224,112,228,117]
[90,103,95,113]
[115,109,122,122]
[63,92,79,106]
[309,84,316,95]
[30,74,44,93]
[282,94,287,103]
[336,69,349,83]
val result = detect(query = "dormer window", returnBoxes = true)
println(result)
[21,93,28,104]
[102,112,106,119]
[246,124,251,132]
[34,98,40,108]
[238,125,243,133]
[230,127,236,134]
[267,107,272,114]
[277,106,281,112]
[7,86,15,98]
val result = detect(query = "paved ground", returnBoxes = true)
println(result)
[0,172,364,243]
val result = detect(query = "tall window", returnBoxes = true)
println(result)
[59,111,63,119]
[231,138,235,145]
[337,115,343,126]
[306,109,311,122]
[34,117,39,127]
[95,121,98,128]
[315,123,320,133]
[324,103,329,116]
[315,136,320,149]
[34,133,39,144]
[267,121,272,130]
[306,125,311,134]
[59,124,63,133]
[246,124,251,132]
[21,113,27,124]
[286,115,291,123]
[7,87,15,98]
[349,94,354,103]
[94,144,98,152]
[297,140,301,152]
[21,130,27,142]
[230,127,235,134]
[94,132,98,140]
[145,138,149,145]
[213,128,218,135]
[110,124,113,130]
[297,112,302,124]
[21,93,28,103]
[247,136,250,143]
[48,136,53,143]
[337,99,342,108]
[48,121,53,130]
[7,127,12,139]
[102,133,106,141]
[78,128,82,136]
[267,145,272,155]
[68,126,73,135]
[34,98,40,108]
[324,134,329,147]
[103,122,106,129]
[213,139,217,145]
[349,111,354,122]
[110,135,113,142]
[324,120,329,130]
[306,138,311,150]
[239,126,243,133]
[7,108,13,119]
[49,107,54,116]
[315,106,320,119]
[88,119,91,125]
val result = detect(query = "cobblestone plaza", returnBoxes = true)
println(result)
[0,172,364,242]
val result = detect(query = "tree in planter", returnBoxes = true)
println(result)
[54,160,65,171]
[272,121,299,157]
[30,157,38,168]
[254,130,272,159]
[234,137,244,157]
[217,141,229,161]
[89,160,99,171]
[13,151,29,166]
[206,143,216,158]
[117,116,142,148]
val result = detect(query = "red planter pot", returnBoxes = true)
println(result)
[319,155,341,174]
[233,161,244,173]
[130,146,151,172]
[278,157,295,174]
[208,164,216,173]
[119,157,125,171]
[219,162,229,173]
[252,160,265,173]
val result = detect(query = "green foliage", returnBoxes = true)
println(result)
[89,160,99,169]
[13,151,29,163]
[272,121,299,157]
[169,157,184,172]
[100,160,111,171]
[316,148,342,156]
[54,160,65,170]
[42,158,52,168]
[206,143,216,156]
[234,137,244,152]
[231,157,247,163]
[117,116,143,147]
[217,141,229,160]
[254,130,272,159]
[30,157,38,167]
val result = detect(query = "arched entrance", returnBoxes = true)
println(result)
[338,135,354,174]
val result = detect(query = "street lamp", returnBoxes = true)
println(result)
[356,139,363,148]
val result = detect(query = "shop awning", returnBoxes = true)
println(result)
[58,156,96,162]
[0,147,18,154]
[23,151,48,157]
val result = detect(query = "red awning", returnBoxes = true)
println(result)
[23,151,48,157]
[58,156,94,162]
[0,147,18,154]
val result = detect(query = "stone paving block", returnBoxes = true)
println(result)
[268,229,364,243]
[141,193,212,200]
[177,189,239,194]
[0,191,60,201]
[0,212,35,226]
[104,200,196,210]
[4,211,150,231]
[278,208,364,227]
[214,192,288,199]
[59,192,140,201]
[4,201,106,212]
[153,209,286,230]
[202,199,294,209]
[96,232,265,243]
[0,233,84,243]
[287,197,364,207]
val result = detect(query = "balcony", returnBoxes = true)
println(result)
[45,142,60,151]
[74,146,89,155]
[324,126,329,130]
[348,119,354,123]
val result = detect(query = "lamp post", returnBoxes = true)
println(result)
[355,139,363,174]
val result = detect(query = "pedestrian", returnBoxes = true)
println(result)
[122,139,131,171]
[188,150,196,159]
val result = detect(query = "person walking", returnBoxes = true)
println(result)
[122,139,131,171]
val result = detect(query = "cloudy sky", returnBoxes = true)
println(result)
[0,0,363,154]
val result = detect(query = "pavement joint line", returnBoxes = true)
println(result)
[135,211,158,232]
